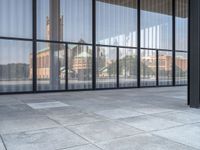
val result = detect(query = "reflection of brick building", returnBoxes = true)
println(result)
[158,55,172,71]
[70,50,92,80]
[29,46,65,80]
[29,16,65,80]
[176,56,187,72]
[30,44,92,80]
[36,47,65,79]
[141,54,187,72]
[36,48,51,79]
[141,54,157,74]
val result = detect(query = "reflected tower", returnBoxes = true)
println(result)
[49,0,62,90]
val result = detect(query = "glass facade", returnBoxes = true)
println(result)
[141,0,172,50]
[37,42,65,91]
[37,0,92,43]
[176,0,188,51]
[140,50,157,86]
[175,52,188,85]
[0,0,188,93]
[96,46,117,88]
[119,48,137,87]
[175,0,188,85]
[0,0,32,38]
[0,40,32,92]
[96,0,137,47]
[158,51,173,86]
[68,44,92,90]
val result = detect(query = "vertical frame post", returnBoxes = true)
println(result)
[156,50,159,86]
[172,0,176,86]
[92,0,96,90]
[65,43,68,90]
[187,0,190,105]
[189,0,200,108]
[117,47,119,88]
[33,0,37,92]
[137,0,141,88]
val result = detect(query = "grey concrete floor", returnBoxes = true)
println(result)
[0,86,200,150]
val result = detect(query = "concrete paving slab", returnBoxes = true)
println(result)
[0,104,34,114]
[153,124,200,149]
[68,120,142,143]
[2,127,88,150]
[120,115,182,131]
[0,139,5,150]
[95,109,144,119]
[39,106,84,116]
[0,104,42,120]
[153,111,200,124]
[14,94,47,100]
[0,86,194,150]
[0,116,59,134]
[49,113,107,126]
[134,106,175,115]
[63,144,101,150]
[27,101,69,109]
[97,134,197,150]
[0,98,22,106]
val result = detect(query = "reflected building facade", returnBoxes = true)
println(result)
[0,0,188,93]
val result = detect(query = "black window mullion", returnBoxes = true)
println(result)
[92,0,96,90]
[156,50,159,86]
[117,47,119,88]
[172,0,176,86]
[137,0,141,88]
[33,0,37,92]
[65,43,68,90]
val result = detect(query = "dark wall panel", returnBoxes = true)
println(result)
[189,0,200,107]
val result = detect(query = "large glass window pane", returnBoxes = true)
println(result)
[141,0,172,49]
[176,52,187,85]
[96,46,117,88]
[141,49,156,86]
[0,40,32,92]
[96,0,137,47]
[0,0,32,38]
[68,44,92,90]
[37,42,65,91]
[158,51,172,86]
[176,0,188,51]
[37,0,92,43]
[119,48,137,87]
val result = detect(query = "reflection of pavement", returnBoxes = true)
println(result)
[0,79,188,92]
[0,79,188,85]
[0,80,33,85]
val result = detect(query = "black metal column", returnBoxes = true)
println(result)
[65,44,68,90]
[187,0,190,105]
[117,47,119,88]
[156,50,159,86]
[33,0,37,92]
[172,0,176,86]
[189,0,200,108]
[137,0,141,88]
[92,0,96,90]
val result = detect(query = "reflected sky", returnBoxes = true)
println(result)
[0,0,32,38]
[0,40,32,64]
[0,0,188,64]
[37,0,92,43]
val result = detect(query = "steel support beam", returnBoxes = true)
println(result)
[189,0,200,108]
